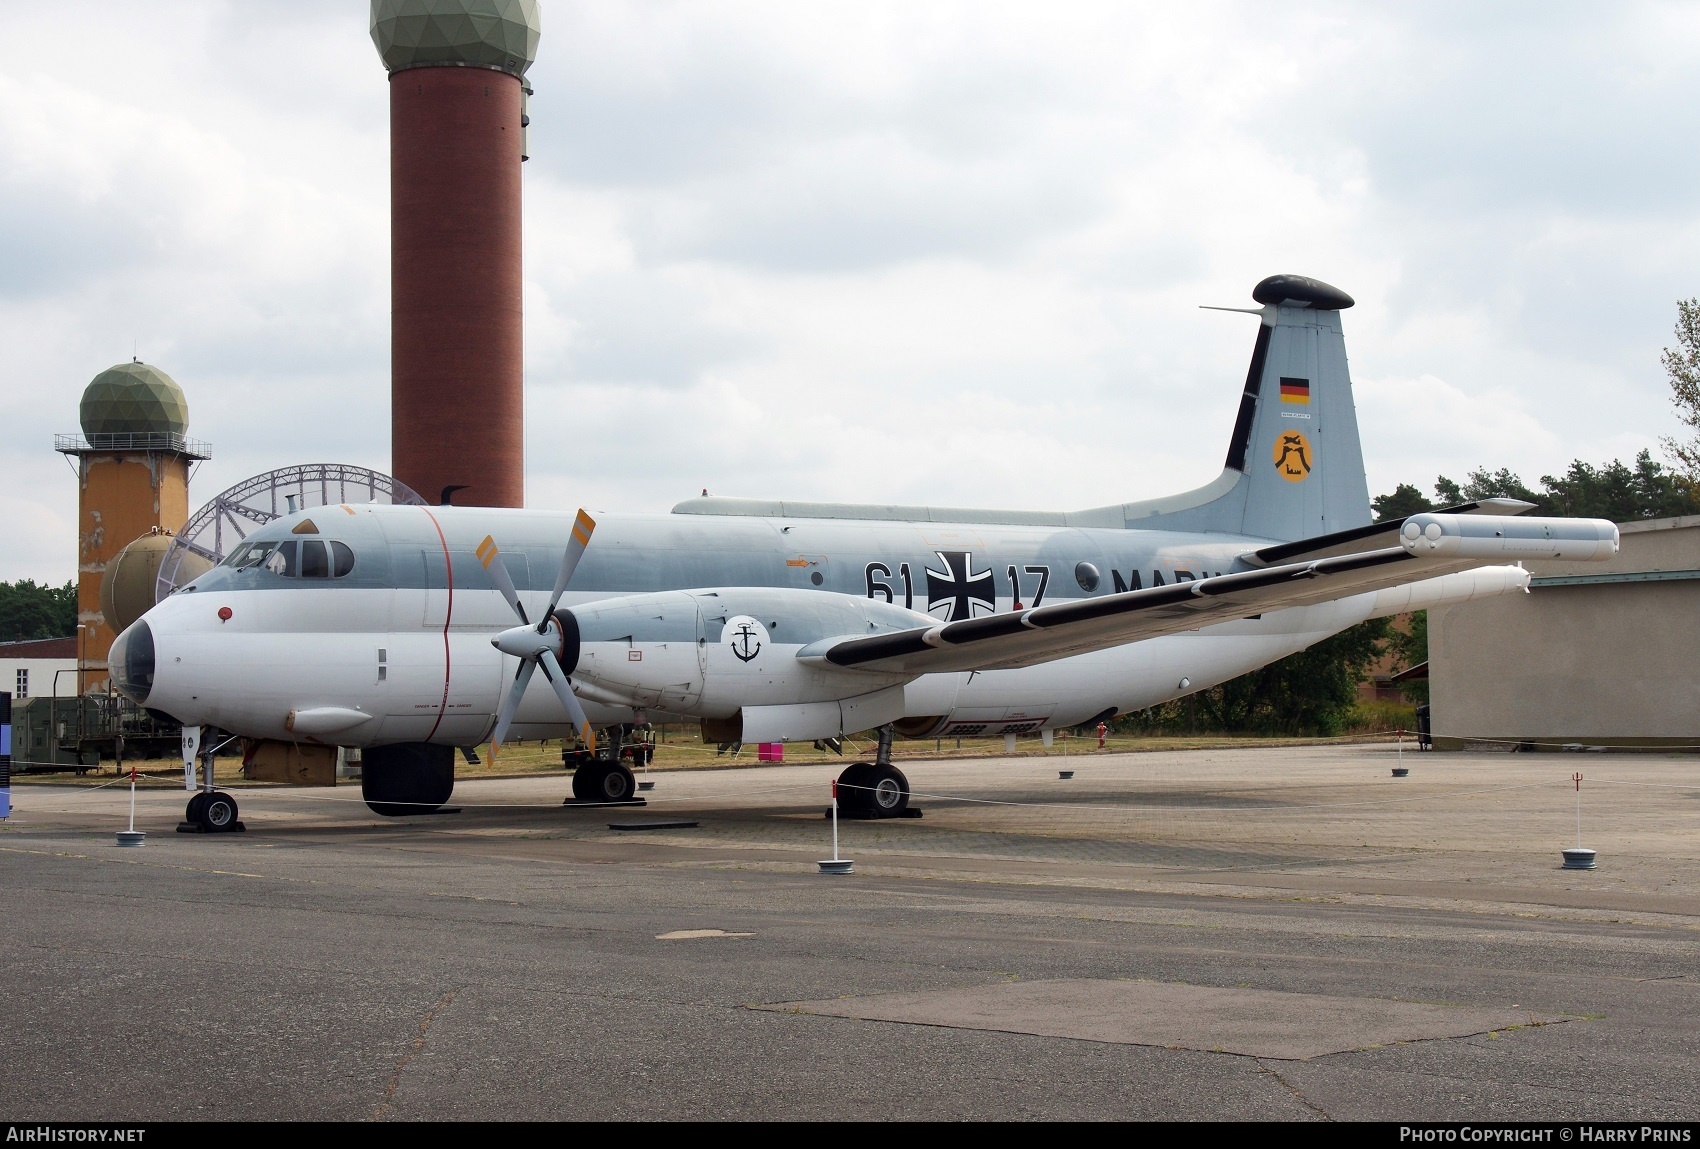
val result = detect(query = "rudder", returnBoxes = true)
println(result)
[1108,273,1372,542]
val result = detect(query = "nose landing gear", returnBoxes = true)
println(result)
[184,790,242,832]
[178,728,246,833]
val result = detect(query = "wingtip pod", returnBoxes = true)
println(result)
[1399,514,1619,562]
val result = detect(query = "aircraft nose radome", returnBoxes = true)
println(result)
[110,619,155,705]
[1252,274,1355,311]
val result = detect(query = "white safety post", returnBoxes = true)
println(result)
[832,780,839,860]
[1574,772,1583,847]
[116,763,145,846]
[1561,771,1596,870]
[818,776,853,874]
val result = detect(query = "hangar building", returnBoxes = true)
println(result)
[1429,514,1700,750]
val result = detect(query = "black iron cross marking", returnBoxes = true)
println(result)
[925,550,996,621]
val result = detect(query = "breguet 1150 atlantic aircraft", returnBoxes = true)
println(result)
[111,275,1618,829]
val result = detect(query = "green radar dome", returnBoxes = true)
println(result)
[371,0,541,77]
[79,361,190,440]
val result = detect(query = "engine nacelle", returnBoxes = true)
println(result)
[560,587,927,720]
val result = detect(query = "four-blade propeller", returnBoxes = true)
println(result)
[479,509,598,751]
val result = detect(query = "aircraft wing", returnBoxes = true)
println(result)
[806,513,1616,676]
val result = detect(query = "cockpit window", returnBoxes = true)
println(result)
[264,540,298,576]
[227,537,355,579]
[226,541,277,570]
[300,539,329,578]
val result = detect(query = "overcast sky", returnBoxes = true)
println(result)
[3,1,1698,582]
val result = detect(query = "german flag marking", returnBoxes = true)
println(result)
[1279,377,1310,404]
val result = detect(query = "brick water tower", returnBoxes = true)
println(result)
[370,0,540,509]
[56,362,208,688]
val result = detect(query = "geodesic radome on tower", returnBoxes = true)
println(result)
[79,360,191,447]
[58,359,207,686]
[370,0,541,76]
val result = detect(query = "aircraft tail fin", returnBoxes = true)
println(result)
[1092,274,1372,542]
[673,274,1376,541]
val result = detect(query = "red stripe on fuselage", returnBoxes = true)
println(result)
[420,505,454,743]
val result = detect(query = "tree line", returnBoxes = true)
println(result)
[1371,450,1694,524]
[0,580,77,644]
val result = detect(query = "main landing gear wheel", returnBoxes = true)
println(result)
[572,761,636,803]
[198,791,240,832]
[185,792,208,824]
[837,762,910,818]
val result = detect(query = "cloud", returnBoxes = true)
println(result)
[4,1,1699,585]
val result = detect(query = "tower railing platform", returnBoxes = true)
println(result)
[55,432,211,459]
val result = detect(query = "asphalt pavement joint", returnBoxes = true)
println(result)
[375,987,462,1122]
[1254,1057,1333,1120]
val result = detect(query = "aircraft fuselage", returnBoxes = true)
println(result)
[117,502,1384,748]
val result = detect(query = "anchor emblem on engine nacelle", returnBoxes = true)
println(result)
[725,616,767,664]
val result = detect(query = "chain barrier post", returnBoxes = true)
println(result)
[1562,771,1595,870]
[116,762,144,847]
[818,776,852,874]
